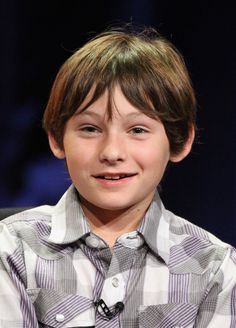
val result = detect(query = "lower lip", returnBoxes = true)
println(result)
[94,176,136,186]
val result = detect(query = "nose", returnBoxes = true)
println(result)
[99,133,126,164]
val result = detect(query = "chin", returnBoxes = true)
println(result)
[96,202,133,212]
[92,197,137,212]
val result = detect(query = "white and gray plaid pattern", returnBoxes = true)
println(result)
[0,185,235,327]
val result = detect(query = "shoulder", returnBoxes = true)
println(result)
[0,206,53,227]
[166,208,230,248]
[1,205,53,225]
[0,206,53,251]
[165,209,235,275]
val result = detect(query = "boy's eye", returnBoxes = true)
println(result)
[130,127,148,134]
[80,125,99,133]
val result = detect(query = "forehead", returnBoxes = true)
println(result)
[75,84,158,121]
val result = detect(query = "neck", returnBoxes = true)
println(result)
[80,197,152,248]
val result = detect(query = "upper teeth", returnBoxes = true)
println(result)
[104,176,122,180]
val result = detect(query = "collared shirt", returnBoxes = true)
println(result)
[0,185,235,328]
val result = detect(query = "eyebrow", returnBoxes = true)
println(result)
[125,112,146,118]
[76,110,146,119]
[75,111,102,118]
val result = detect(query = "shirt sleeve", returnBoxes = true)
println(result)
[195,246,236,327]
[0,221,38,328]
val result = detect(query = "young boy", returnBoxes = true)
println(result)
[0,28,235,328]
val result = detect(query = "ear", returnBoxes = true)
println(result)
[48,133,65,159]
[170,125,195,163]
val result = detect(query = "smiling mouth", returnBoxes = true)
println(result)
[95,174,137,180]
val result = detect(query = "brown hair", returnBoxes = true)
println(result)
[43,27,196,155]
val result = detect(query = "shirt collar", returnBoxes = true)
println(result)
[138,192,171,265]
[48,185,90,244]
[48,185,171,264]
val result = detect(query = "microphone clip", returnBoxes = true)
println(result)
[94,299,124,320]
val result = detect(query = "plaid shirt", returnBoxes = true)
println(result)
[0,185,235,328]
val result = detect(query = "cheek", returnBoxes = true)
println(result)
[134,144,170,168]
[64,144,96,175]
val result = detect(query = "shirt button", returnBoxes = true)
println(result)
[55,314,65,322]
[90,238,99,247]
[86,236,99,248]
[111,277,119,287]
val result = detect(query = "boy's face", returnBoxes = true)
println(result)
[49,85,191,215]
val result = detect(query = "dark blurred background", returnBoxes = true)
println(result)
[0,1,235,246]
